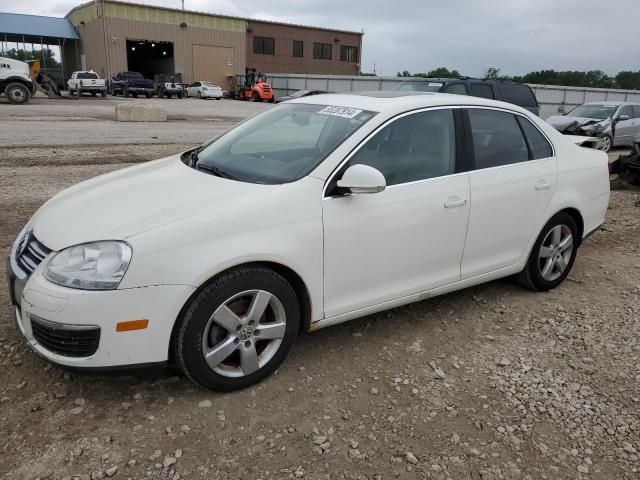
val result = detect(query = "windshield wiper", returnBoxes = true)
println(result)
[195,162,238,180]
[188,148,201,167]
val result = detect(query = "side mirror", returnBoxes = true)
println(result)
[616,114,630,122]
[337,164,386,194]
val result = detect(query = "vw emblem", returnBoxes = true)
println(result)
[16,230,31,257]
[238,325,255,341]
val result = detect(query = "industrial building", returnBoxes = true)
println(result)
[0,1,363,91]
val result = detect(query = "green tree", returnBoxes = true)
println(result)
[3,48,61,68]
[615,71,640,90]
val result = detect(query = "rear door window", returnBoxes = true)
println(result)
[619,105,633,119]
[467,109,529,169]
[517,117,553,159]
[497,84,538,108]
[633,106,640,119]
[445,83,467,95]
[469,84,495,99]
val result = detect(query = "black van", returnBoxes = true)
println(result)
[393,78,540,116]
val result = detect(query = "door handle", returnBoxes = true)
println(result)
[444,197,467,208]
[535,179,551,191]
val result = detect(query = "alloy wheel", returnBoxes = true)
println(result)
[201,290,287,378]
[538,225,573,282]
[599,136,611,152]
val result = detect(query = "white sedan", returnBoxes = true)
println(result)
[8,93,610,390]
[185,81,223,99]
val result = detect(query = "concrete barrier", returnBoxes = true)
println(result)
[115,103,167,122]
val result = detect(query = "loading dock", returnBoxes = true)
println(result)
[126,39,174,78]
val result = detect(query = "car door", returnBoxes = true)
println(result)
[614,105,638,145]
[461,108,556,279]
[188,82,199,97]
[322,108,471,318]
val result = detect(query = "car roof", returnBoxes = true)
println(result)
[288,91,533,116]
[584,101,639,107]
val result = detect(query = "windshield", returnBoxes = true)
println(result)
[194,103,376,184]
[77,72,99,79]
[202,82,218,87]
[568,104,618,120]
[392,81,443,92]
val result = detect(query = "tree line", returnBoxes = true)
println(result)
[397,67,640,90]
[2,48,62,68]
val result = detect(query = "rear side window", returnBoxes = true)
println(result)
[497,84,537,108]
[619,105,633,118]
[468,109,529,169]
[469,84,495,99]
[633,106,640,119]
[517,117,553,159]
[445,83,467,95]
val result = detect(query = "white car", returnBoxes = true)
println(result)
[8,93,610,391]
[186,81,223,100]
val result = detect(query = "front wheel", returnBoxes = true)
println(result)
[5,82,31,104]
[176,266,300,391]
[598,134,612,153]
[515,212,579,291]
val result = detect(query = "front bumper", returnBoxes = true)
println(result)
[8,258,195,369]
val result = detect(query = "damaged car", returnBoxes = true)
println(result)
[546,102,640,153]
[610,132,640,185]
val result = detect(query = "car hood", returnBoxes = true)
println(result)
[546,115,608,132]
[31,155,273,251]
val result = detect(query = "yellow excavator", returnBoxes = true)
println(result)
[27,59,62,98]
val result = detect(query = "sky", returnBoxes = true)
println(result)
[1,0,638,77]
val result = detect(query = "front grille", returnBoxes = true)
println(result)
[31,315,100,357]
[15,231,51,275]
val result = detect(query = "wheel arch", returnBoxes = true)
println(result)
[168,261,313,363]
[558,207,584,244]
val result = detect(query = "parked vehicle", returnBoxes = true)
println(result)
[275,89,330,103]
[186,81,223,100]
[546,102,640,153]
[111,71,154,98]
[393,78,540,116]
[233,70,274,102]
[154,73,184,98]
[610,132,640,185]
[8,92,609,391]
[0,56,35,104]
[68,71,107,97]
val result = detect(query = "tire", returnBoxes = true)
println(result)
[216,97,221,101]
[197,91,201,99]
[91,92,96,97]
[515,212,579,291]
[124,89,130,98]
[4,82,31,104]
[132,92,138,98]
[166,93,172,99]
[599,134,612,153]
[252,91,261,102]
[178,92,184,99]
[145,92,151,99]
[101,91,106,98]
[176,266,300,391]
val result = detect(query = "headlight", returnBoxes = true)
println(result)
[45,241,132,290]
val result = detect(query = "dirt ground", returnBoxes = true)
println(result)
[0,99,639,480]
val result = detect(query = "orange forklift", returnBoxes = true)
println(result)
[233,69,275,102]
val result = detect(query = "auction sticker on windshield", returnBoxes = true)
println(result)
[428,83,443,87]
[318,106,363,119]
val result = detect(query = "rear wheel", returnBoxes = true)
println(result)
[176,266,300,391]
[145,92,151,98]
[252,91,261,102]
[91,92,96,97]
[101,91,106,98]
[516,212,579,291]
[5,82,31,104]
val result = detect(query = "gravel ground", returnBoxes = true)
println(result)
[0,100,638,479]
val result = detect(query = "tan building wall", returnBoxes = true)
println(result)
[246,20,362,75]
[67,1,246,86]
[66,1,364,85]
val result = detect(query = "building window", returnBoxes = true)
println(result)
[313,42,332,60]
[293,40,304,58]
[340,45,358,62]
[253,36,275,55]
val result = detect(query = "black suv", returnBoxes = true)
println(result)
[393,78,540,116]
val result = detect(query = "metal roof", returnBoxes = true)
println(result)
[0,12,79,39]
[67,0,363,36]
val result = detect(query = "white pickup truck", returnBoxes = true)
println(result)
[68,71,107,97]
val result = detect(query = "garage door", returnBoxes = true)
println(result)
[192,45,234,90]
